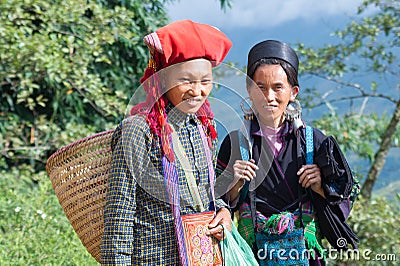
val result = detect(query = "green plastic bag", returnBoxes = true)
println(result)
[220,223,259,266]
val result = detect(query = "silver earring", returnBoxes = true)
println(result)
[240,97,253,114]
[240,97,254,120]
[285,99,301,121]
[285,99,303,131]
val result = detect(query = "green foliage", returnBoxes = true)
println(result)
[296,0,400,196]
[322,196,400,266]
[0,164,97,265]
[0,0,169,172]
[218,0,233,11]
[313,112,395,162]
[341,196,400,265]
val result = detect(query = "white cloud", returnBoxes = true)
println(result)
[166,0,365,29]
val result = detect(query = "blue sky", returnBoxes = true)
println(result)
[166,0,367,66]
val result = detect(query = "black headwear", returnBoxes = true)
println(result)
[247,40,299,78]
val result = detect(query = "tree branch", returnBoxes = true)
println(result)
[361,99,400,200]
[312,94,396,108]
[307,71,398,105]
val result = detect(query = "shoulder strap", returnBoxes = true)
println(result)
[237,130,257,233]
[238,130,250,161]
[170,129,206,212]
[237,130,250,205]
[305,126,314,165]
[296,126,314,228]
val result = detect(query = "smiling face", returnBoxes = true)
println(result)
[164,58,213,114]
[248,64,298,128]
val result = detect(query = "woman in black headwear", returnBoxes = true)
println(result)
[216,40,358,265]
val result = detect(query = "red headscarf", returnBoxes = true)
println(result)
[131,20,232,161]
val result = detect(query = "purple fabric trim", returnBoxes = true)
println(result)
[162,154,189,266]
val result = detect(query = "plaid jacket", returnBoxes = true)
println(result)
[101,106,226,265]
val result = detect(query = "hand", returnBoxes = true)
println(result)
[233,159,258,185]
[206,207,231,241]
[226,159,258,202]
[297,164,325,198]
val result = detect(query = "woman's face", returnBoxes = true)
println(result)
[164,58,213,114]
[248,64,298,127]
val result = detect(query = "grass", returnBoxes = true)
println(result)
[0,166,98,265]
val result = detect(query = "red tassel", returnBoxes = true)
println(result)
[208,124,217,139]
[158,114,166,127]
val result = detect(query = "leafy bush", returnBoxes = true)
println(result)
[0,0,169,173]
[329,196,400,265]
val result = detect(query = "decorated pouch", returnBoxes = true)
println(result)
[255,228,308,266]
[181,211,223,266]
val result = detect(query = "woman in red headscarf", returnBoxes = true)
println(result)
[101,20,232,265]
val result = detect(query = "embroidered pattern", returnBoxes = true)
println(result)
[181,212,223,266]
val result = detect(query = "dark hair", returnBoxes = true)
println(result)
[247,58,299,87]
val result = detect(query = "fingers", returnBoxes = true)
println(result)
[206,208,231,240]
[208,207,230,228]
[297,164,322,188]
[233,159,258,182]
[303,173,317,188]
[207,224,225,241]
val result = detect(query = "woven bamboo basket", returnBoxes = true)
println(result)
[46,130,114,263]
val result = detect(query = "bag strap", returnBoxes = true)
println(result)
[238,130,250,161]
[238,130,250,205]
[170,126,206,212]
[236,130,258,236]
[305,126,314,165]
[298,126,314,228]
